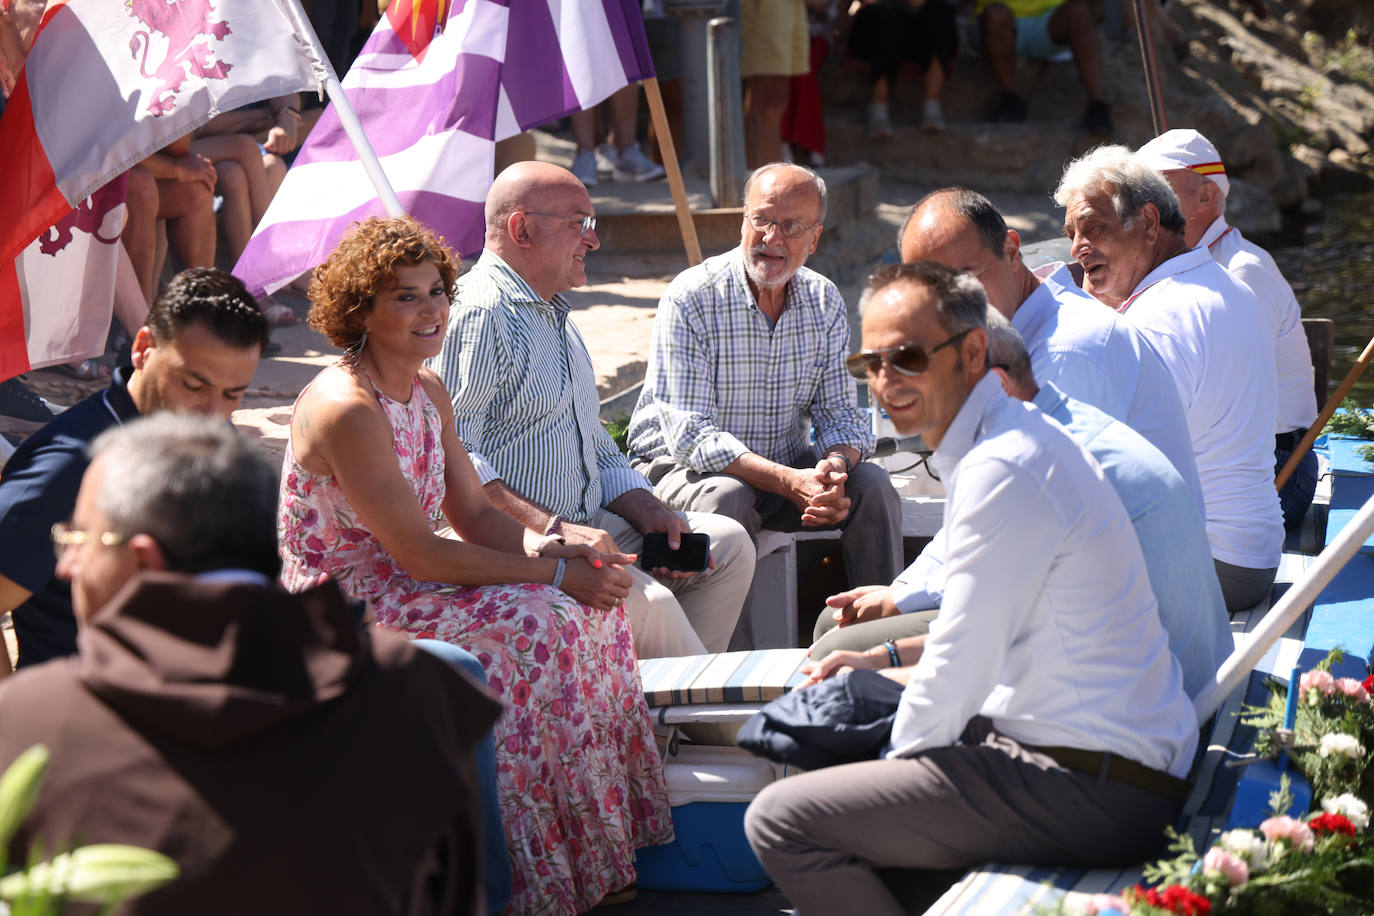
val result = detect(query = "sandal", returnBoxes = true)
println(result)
[595,882,638,907]
[52,360,111,381]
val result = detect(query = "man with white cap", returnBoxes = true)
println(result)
[1137,128,1318,529]
[1055,145,1283,613]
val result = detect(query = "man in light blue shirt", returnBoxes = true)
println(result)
[810,311,1230,702]
[896,187,1201,513]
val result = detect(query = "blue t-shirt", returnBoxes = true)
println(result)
[0,368,139,665]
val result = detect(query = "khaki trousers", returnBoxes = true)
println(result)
[591,508,755,658]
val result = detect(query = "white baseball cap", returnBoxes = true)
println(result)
[1137,128,1229,198]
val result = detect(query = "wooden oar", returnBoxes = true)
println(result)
[1276,332,1374,491]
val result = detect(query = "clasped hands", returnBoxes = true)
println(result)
[791,454,852,527]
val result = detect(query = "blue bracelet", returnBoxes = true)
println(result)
[883,639,901,668]
[551,558,567,590]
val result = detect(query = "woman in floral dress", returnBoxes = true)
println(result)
[276,217,671,915]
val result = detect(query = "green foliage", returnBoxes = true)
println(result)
[1323,399,1374,438]
[0,745,178,915]
[1299,82,1322,111]
[603,413,630,455]
[1244,649,1374,807]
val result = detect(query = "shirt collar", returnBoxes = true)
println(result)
[930,372,1006,479]
[728,246,813,316]
[1031,379,1069,416]
[477,249,572,319]
[1129,244,1212,298]
[1199,214,1231,250]
[105,365,141,424]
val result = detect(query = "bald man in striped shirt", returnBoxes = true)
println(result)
[432,162,755,659]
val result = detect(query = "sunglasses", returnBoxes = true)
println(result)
[845,329,971,380]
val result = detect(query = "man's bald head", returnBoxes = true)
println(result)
[898,188,1025,319]
[484,161,586,235]
[482,161,600,301]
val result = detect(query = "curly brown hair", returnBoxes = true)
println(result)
[307,216,460,349]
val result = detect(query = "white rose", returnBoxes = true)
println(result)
[1322,793,1371,831]
[1318,733,1366,759]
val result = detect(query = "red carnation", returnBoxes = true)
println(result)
[1362,674,1374,695]
[1129,883,1212,916]
[1310,811,1357,838]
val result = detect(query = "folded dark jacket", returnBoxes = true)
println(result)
[738,668,905,770]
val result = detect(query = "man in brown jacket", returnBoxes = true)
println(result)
[0,414,501,915]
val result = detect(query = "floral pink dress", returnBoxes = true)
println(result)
[277,368,672,915]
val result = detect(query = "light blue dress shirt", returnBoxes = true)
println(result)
[1014,263,1204,519]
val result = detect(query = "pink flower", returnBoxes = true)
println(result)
[1300,669,1336,705]
[1259,816,1315,853]
[1202,847,1249,887]
[1336,678,1371,704]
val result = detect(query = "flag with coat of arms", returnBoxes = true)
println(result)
[0,0,324,381]
[233,0,656,299]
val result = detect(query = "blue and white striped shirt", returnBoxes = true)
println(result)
[430,250,650,524]
[627,247,873,472]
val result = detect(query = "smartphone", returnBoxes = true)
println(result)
[639,532,710,573]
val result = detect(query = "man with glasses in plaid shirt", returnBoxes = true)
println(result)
[628,163,902,637]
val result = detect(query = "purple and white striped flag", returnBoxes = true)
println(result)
[233,0,655,298]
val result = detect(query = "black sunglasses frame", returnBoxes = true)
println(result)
[846,329,972,380]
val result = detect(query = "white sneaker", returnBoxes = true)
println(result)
[572,149,599,187]
[922,99,946,133]
[612,143,666,183]
[595,142,617,176]
[867,101,893,139]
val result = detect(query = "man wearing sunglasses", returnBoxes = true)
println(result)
[628,163,902,637]
[433,161,755,659]
[745,262,1196,914]
[896,187,1201,516]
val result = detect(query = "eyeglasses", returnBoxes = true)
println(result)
[51,522,126,560]
[845,330,972,380]
[744,213,822,239]
[522,211,596,235]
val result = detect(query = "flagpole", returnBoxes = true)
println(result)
[276,0,406,218]
[642,77,703,266]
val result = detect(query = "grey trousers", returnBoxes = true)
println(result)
[809,608,939,658]
[639,455,905,595]
[744,718,1179,916]
[1214,557,1277,614]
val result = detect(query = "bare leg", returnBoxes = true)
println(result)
[156,177,216,269]
[606,84,639,154]
[745,74,790,168]
[214,159,252,264]
[570,108,600,152]
[980,4,1018,93]
[112,242,150,337]
[190,133,274,223]
[924,59,946,102]
[1048,0,1102,101]
[121,165,159,304]
[262,152,287,202]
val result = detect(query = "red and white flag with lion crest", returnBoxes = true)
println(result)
[0,0,323,379]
